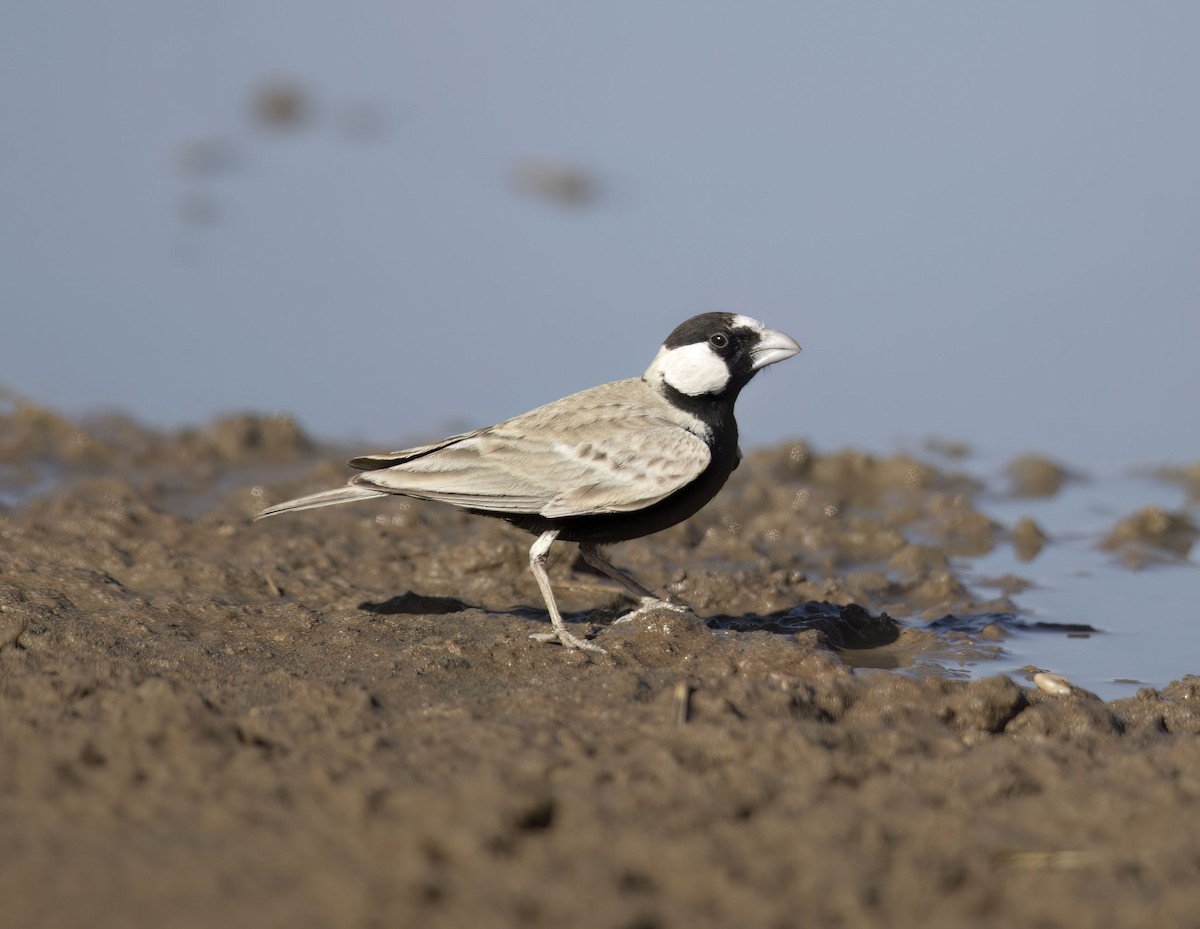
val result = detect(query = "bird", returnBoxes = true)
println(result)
[256,312,801,653]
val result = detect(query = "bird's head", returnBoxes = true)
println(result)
[644,313,801,401]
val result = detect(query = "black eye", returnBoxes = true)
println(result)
[709,332,729,349]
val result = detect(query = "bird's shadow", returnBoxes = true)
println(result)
[358,590,606,625]
[359,591,474,616]
[706,601,901,650]
[358,592,901,651]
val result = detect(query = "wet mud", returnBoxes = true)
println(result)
[2,397,1199,928]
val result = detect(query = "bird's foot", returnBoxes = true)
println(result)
[529,629,608,654]
[612,597,691,625]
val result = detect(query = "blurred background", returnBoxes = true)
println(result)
[2,2,1197,469]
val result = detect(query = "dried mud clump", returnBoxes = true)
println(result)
[0,390,115,465]
[173,412,314,463]
[1101,506,1197,568]
[2,402,1199,928]
[1011,515,1049,562]
[1155,461,1200,504]
[1005,453,1078,498]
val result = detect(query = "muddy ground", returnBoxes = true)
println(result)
[2,398,1199,929]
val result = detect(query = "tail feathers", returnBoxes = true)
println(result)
[256,484,386,520]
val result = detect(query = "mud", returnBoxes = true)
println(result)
[1004,454,1078,498]
[2,397,1199,928]
[1101,506,1198,569]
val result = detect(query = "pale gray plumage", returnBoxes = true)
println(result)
[358,380,710,517]
[257,312,801,653]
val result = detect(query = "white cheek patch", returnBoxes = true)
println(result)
[650,343,731,396]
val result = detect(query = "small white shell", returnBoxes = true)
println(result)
[1033,672,1075,697]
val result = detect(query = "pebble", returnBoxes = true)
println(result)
[1033,672,1075,697]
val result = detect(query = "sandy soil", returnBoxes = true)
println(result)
[2,398,1199,929]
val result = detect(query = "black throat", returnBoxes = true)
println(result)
[658,382,741,442]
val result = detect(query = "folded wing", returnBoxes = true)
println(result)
[348,381,711,518]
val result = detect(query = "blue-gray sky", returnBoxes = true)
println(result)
[3,2,1197,468]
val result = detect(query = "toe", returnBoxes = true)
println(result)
[528,630,607,654]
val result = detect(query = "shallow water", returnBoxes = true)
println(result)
[955,460,1197,700]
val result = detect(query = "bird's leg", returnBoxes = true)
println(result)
[527,530,606,653]
[578,542,656,599]
[578,543,690,624]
